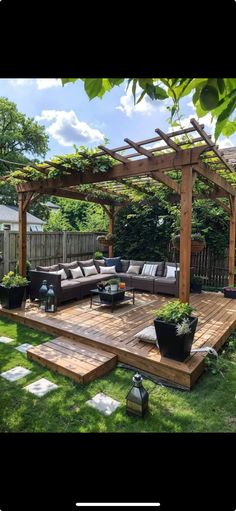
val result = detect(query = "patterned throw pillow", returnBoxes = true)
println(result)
[141,263,158,277]
[49,268,67,280]
[103,257,122,272]
[127,265,140,275]
[83,265,98,277]
[134,326,158,345]
[70,266,84,279]
[99,265,117,274]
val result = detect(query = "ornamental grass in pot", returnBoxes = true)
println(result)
[154,300,198,362]
[0,271,28,309]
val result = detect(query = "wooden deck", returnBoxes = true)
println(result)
[1,291,236,389]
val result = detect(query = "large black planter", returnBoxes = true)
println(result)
[191,283,202,293]
[154,315,198,362]
[0,285,28,309]
[223,288,236,299]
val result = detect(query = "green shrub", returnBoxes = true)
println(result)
[93,251,103,260]
[155,299,194,323]
[1,271,28,288]
[15,260,31,274]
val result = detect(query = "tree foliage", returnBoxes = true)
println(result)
[44,198,108,232]
[61,78,236,140]
[0,97,49,219]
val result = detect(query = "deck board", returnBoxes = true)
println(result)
[1,291,236,389]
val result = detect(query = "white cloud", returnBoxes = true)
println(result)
[36,110,105,147]
[9,79,34,87]
[218,138,234,149]
[36,79,61,90]
[116,86,156,117]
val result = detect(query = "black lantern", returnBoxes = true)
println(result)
[45,284,57,312]
[126,372,149,417]
[39,280,48,311]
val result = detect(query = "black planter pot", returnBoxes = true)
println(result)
[154,315,198,362]
[0,285,28,309]
[191,283,202,293]
[223,288,236,299]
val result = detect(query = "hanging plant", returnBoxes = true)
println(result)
[172,233,206,253]
[97,233,116,246]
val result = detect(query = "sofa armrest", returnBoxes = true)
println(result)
[175,269,180,287]
[29,270,61,300]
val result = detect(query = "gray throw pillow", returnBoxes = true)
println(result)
[36,264,59,272]
[59,260,79,278]
[130,260,145,272]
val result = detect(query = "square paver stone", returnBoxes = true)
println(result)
[15,343,33,353]
[24,378,58,397]
[86,392,121,416]
[0,336,14,344]
[1,366,32,382]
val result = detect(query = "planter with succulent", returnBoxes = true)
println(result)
[0,271,28,309]
[97,233,116,247]
[172,233,206,254]
[191,276,203,293]
[107,278,120,292]
[154,300,198,362]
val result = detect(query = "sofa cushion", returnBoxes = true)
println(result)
[145,261,164,277]
[59,260,78,278]
[130,260,144,273]
[72,275,110,285]
[61,279,82,289]
[70,266,84,279]
[166,265,176,278]
[36,264,59,272]
[104,257,122,272]
[141,263,158,277]
[100,265,117,274]
[127,265,140,275]
[83,265,98,277]
[94,259,105,272]
[154,276,176,284]
[49,268,67,280]
[77,258,94,268]
[163,262,179,277]
[120,259,130,272]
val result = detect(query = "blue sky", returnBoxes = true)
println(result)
[0,78,235,159]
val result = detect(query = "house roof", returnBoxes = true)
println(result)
[0,205,45,224]
[44,201,60,209]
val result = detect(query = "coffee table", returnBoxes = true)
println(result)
[90,287,135,313]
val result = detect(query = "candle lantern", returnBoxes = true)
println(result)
[45,284,57,312]
[126,372,149,417]
[39,280,48,311]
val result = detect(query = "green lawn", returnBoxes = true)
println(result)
[0,316,236,432]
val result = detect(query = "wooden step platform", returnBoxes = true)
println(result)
[27,337,117,384]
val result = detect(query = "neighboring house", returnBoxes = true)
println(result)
[0,205,45,232]
[44,201,60,211]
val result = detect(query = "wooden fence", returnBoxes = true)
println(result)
[0,231,107,278]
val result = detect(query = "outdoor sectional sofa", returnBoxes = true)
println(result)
[29,258,180,305]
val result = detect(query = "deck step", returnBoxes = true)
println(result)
[27,336,117,384]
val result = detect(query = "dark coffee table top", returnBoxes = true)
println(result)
[90,287,134,296]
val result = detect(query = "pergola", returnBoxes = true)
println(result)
[10,118,236,304]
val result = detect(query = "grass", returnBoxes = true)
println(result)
[0,316,236,432]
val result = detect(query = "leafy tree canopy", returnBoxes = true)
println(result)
[61,78,236,140]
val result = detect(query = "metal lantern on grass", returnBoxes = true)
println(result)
[39,280,48,311]
[45,284,57,312]
[126,372,149,417]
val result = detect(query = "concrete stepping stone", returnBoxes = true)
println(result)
[86,392,120,416]
[24,378,58,397]
[0,336,14,344]
[15,343,33,353]
[1,366,32,382]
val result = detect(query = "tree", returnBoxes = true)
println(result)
[0,97,49,219]
[61,78,236,140]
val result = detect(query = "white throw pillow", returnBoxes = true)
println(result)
[83,265,98,277]
[141,263,158,277]
[70,266,84,279]
[166,265,176,278]
[134,326,158,345]
[49,268,67,280]
[127,265,140,275]
[99,265,117,274]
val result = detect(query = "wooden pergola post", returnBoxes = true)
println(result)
[108,205,115,258]
[229,195,236,286]
[18,192,27,276]
[179,166,193,303]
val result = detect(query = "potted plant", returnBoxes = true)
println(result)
[93,251,103,260]
[0,271,28,309]
[191,276,203,293]
[97,233,116,246]
[154,299,198,362]
[172,233,206,254]
[223,286,236,299]
[107,278,120,292]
